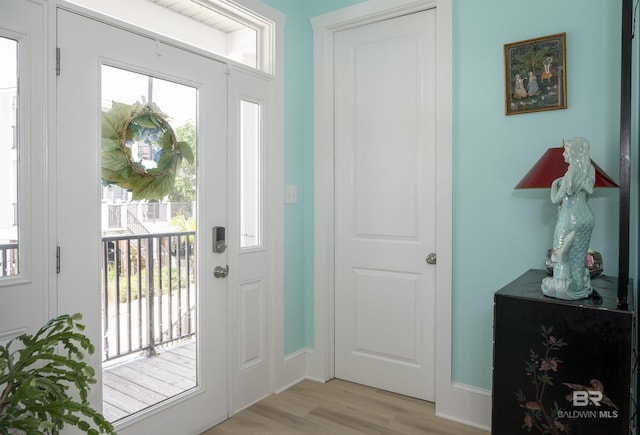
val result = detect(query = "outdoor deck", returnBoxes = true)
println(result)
[102,340,197,422]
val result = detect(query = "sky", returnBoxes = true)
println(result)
[102,65,196,129]
[0,37,16,89]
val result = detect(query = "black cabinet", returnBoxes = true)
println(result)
[492,269,634,435]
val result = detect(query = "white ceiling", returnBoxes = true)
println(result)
[145,0,247,33]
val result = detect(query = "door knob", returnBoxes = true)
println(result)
[426,253,437,265]
[214,264,229,278]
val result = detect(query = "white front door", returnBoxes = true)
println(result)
[334,9,437,401]
[0,0,48,342]
[56,9,228,433]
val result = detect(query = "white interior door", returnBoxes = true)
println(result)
[334,9,437,401]
[56,9,228,433]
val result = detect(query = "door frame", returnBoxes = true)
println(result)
[47,0,286,426]
[311,0,488,428]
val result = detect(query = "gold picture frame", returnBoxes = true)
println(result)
[504,33,567,115]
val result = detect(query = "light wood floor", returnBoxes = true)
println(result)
[202,379,488,435]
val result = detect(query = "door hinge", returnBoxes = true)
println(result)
[56,246,61,274]
[56,47,60,76]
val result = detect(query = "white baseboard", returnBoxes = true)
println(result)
[304,346,332,382]
[274,348,307,393]
[436,382,492,432]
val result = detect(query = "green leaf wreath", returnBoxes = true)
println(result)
[102,101,194,201]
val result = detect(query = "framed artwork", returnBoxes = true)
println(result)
[504,33,566,115]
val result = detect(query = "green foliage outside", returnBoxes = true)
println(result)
[0,313,115,435]
[169,120,196,203]
[171,212,196,235]
[106,262,192,304]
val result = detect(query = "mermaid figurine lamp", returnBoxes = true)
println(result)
[540,137,596,299]
[516,139,618,299]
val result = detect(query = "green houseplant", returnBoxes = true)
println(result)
[0,313,115,434]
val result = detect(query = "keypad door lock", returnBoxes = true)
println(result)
[213,226,227,253]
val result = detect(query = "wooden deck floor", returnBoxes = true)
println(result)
[102,341,197,422]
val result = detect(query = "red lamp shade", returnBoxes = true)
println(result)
[515,147,619,189]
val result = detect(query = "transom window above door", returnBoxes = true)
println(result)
[66,0,274,72]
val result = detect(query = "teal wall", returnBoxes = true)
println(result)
[453,0,627,390]
[264,0,638,391]
[262,0,366,354]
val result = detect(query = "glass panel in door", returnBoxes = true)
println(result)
[239,100,262,249]
[0,37,18,278]
[100,65,198,422]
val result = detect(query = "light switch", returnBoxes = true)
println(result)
[285,185,297,204]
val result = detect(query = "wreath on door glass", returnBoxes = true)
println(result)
[101,101,194,201]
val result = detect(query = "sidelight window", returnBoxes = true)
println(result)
[240,100,262,249]
[0,37,18,278]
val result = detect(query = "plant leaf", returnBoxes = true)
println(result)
[102,150,129,172]
[177,141,194,165]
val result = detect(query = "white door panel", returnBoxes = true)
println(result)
[228,69,272,413]
[0,0,48,343]
[334,9,436,401]
[353,268,421,361]
[57,9,227,433]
